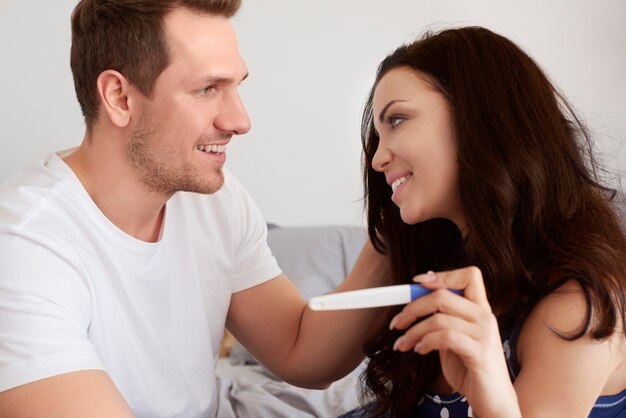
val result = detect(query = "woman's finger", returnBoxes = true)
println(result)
[413,328,481,360]
[392,311,480,352]
[389,287,484,331]
[415,266,489,307]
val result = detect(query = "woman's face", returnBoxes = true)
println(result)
[371,67,465,231]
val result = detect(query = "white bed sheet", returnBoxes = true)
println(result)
[215,358,364,418]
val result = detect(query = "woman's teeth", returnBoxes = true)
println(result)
[391,175,412,193]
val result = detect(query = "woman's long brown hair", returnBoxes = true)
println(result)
[360,26,626,417]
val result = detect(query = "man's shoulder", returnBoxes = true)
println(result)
[0,153,76,230]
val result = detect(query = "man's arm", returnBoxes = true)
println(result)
[226,240,392,388]
[0,370,135,418]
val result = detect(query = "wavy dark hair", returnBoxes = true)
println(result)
[360,26,626,417]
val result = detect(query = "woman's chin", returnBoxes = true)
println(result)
[399,209,425,225]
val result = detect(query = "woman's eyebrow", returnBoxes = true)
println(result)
[378,99,408,123]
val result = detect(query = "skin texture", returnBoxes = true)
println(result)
[372,67,465,232]
[369,67,626,417]
[0,7,392,417]
[124,11,249,197]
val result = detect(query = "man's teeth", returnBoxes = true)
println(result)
[391,175,412,193]
[197,144,227,153]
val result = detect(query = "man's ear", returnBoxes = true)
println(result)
[96,70,134,128]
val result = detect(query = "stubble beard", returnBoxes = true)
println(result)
[128,113,225,196]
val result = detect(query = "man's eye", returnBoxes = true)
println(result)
[197,86,216,96]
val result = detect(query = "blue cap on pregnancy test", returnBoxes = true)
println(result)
[410,284,462,301]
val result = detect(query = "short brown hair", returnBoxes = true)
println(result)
[70,0,241,128]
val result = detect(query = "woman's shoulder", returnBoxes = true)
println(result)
[515,278,626,406]
[525,279,589,335]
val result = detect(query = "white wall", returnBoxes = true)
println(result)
[1,0,625,227]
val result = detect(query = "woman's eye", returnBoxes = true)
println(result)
[387,116,405,128]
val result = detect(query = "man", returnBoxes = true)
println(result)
[0,1,389,417]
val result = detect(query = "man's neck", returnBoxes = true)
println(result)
[63,137,169,243]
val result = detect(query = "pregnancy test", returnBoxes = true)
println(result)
[308,284,462,311]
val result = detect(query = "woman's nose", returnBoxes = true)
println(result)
[372,142,392,172]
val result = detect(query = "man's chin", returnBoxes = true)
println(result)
[147,172,225,196]
[196,181,224,195]
[185,174,225,195]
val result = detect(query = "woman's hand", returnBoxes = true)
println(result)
[388,266,521,418]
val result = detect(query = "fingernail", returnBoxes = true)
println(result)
[414,341,423,353]
[389,316,398,330]
[393,337,405,351]
[419,270,436,283]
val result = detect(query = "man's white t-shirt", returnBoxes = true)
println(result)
[0,152,281,417]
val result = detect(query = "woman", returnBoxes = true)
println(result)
[348,26,626,417]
